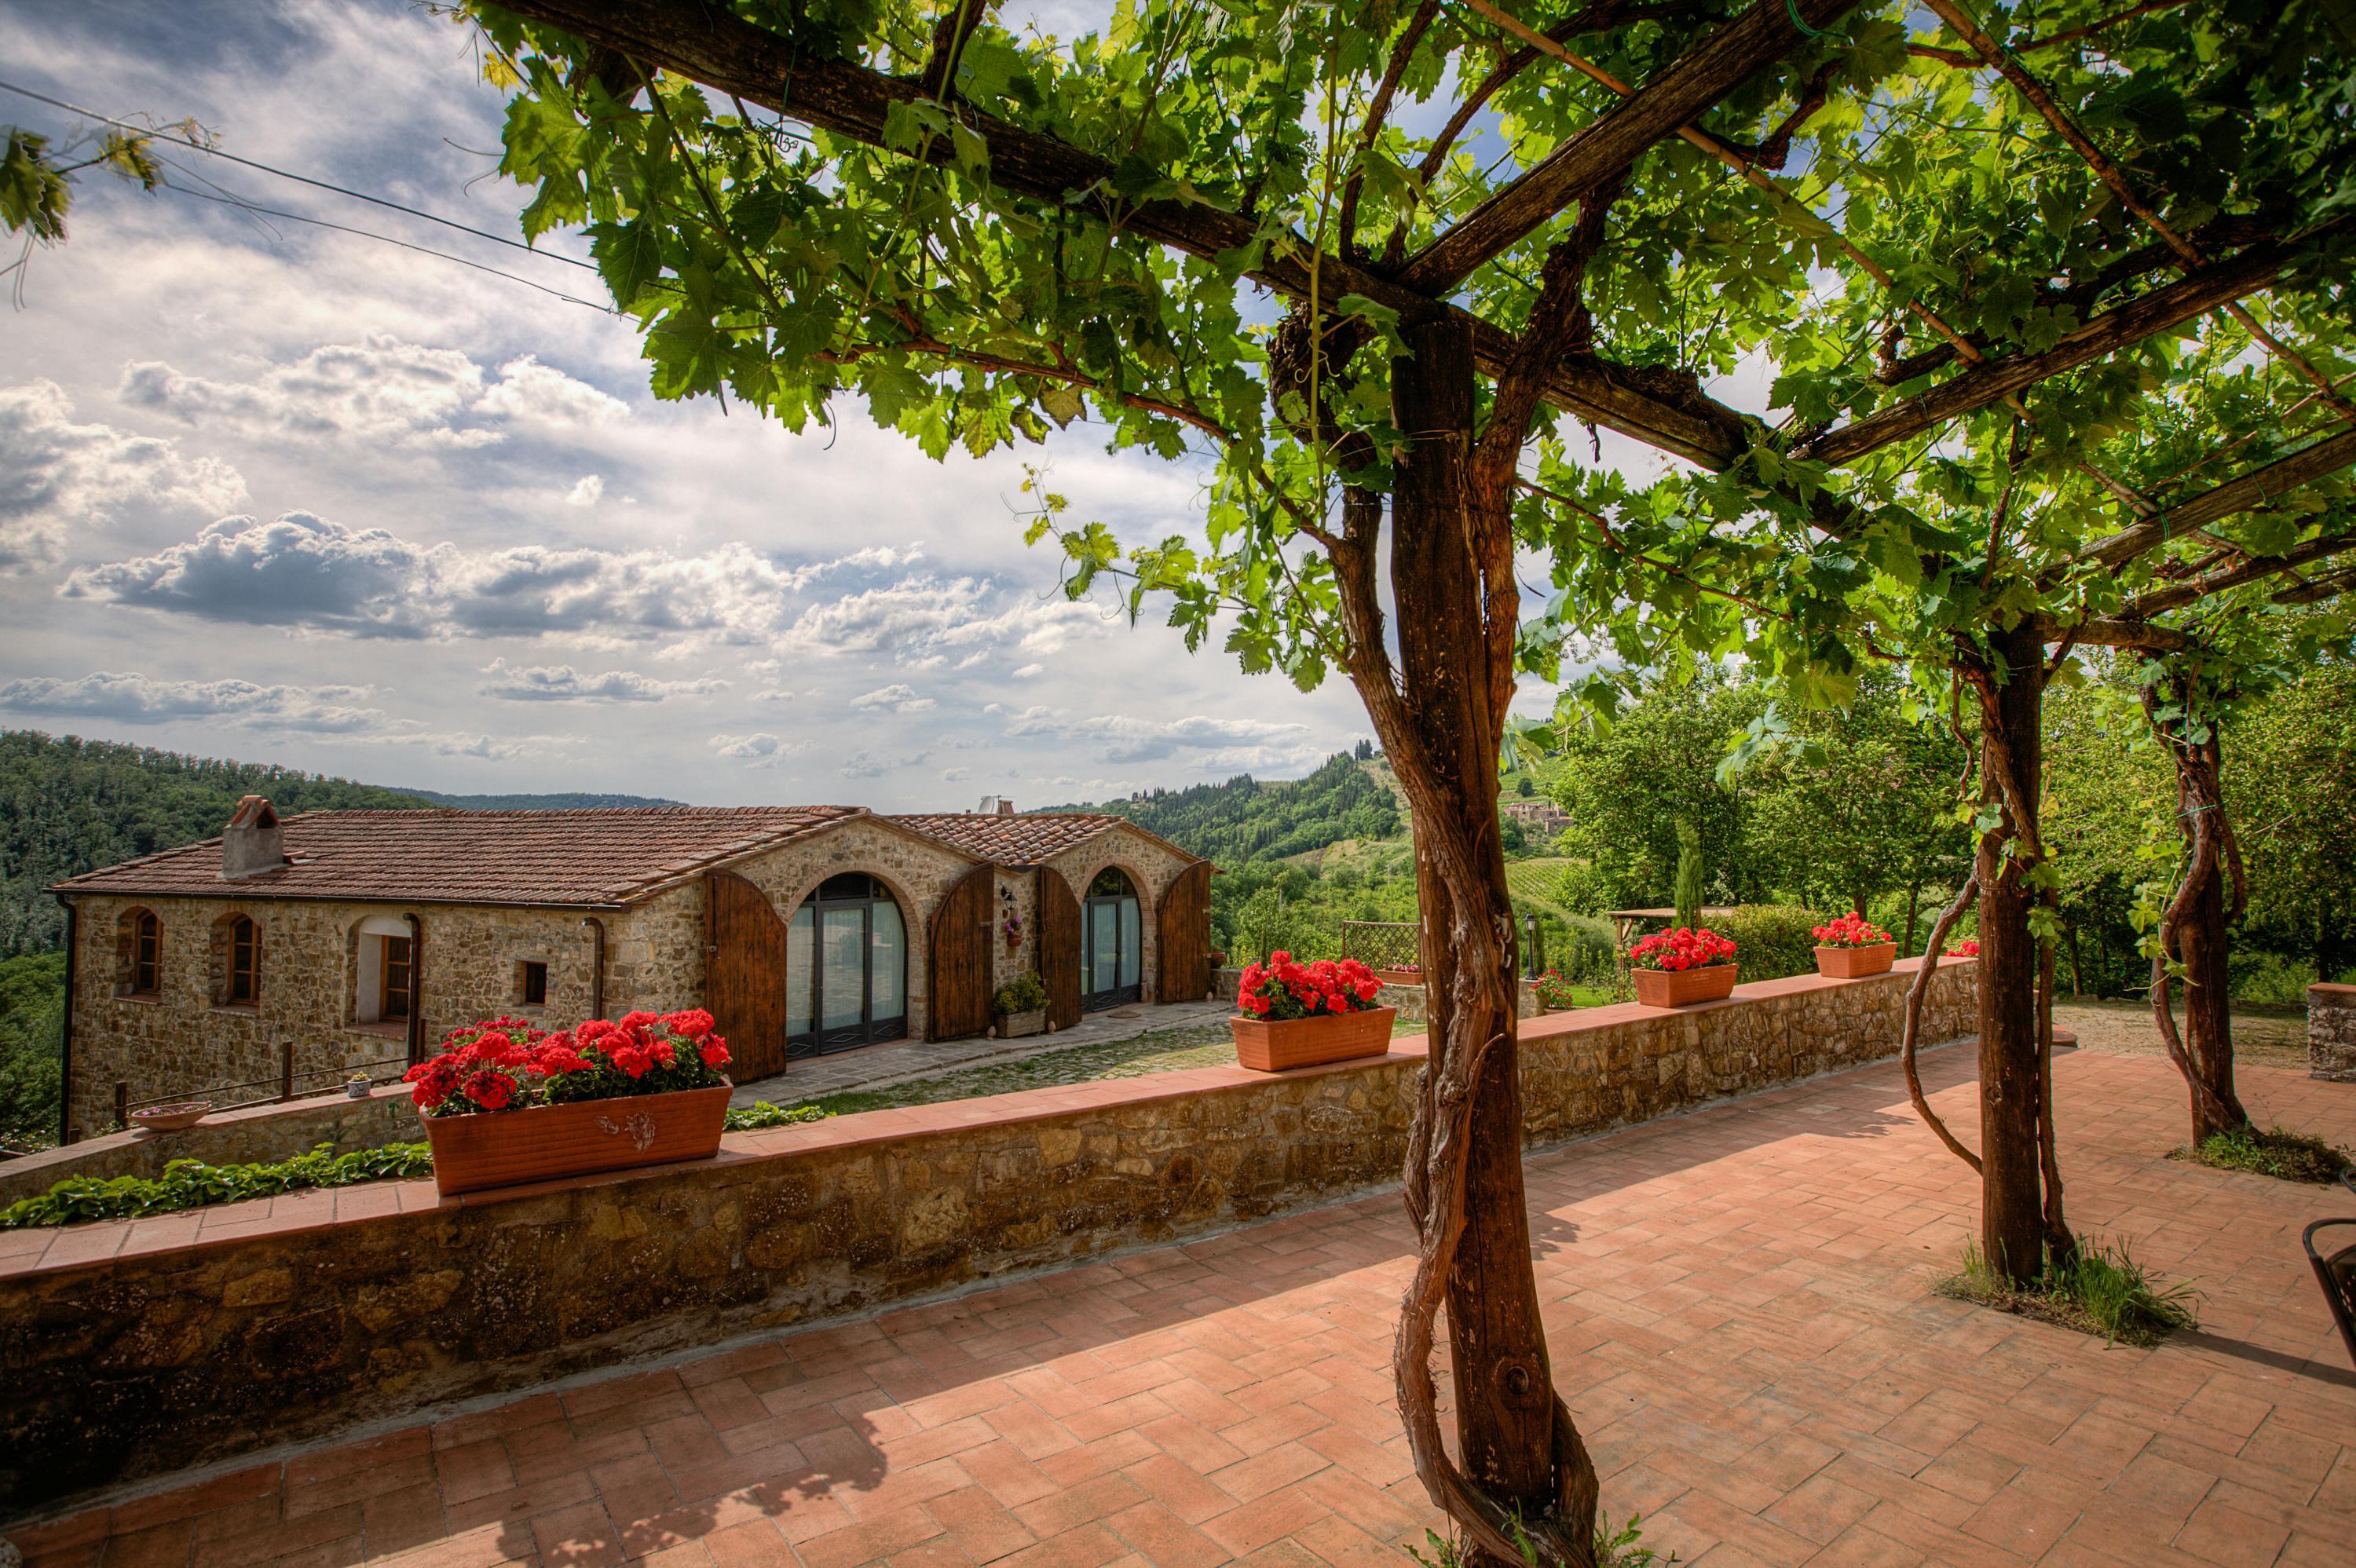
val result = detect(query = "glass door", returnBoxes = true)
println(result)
[788,874,909,1057]
[1081,868,1143,1011]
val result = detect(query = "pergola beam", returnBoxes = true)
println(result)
[1393,0,1860,294]
[1792,221,2351,468]
[2121,528,2356,619]
[2073,429,2356,571]
[486,0,1760,469]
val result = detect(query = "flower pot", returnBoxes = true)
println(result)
[346,1078,373,1099]
[1230,1007,1396,1073]
[130,1102,211,1133]
[1373,968,1423,986]
[1631,964,1738,1008]
[418,1084,732,1197]
[995,1008,1048,1040]
[1814,942,1896,978]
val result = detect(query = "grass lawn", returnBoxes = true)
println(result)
[804,1017,1431,1116]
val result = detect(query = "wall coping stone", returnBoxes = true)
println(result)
[2308,981,2356,1000]
[0,956,1973,1285]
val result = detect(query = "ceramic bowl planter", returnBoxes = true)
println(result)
[1631,964,1738,1008]
[130,1102,211,1133]
[419,1084,731,1196]
[995,1008,1048,1040]
[1814,942,1897,978]
[1231,1006,1397,1072]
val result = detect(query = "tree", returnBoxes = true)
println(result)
[466,0,2354,1552]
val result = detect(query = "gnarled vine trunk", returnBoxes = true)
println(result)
[1346,316,1596,1568]
[1962,620,2071,1285]
[2143,679,2251,1146]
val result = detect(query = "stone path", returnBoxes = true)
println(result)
[729,1002,1238,1106]
[13,1048,2354,1568]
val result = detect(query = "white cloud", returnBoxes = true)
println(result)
[1003,707,1321,767]
[939,766,971,782]
[712,732,803,768]
[477,658,726,703]
[115,335,624,450]
[777,575,1102,667]
[1011,662,1044,678]
[850,682,937,713]
[840,748,929,779]
[63,512,920,645]
[752,688,796,703]
[565,473,605,507]
[0,670,382,732]
[0,381,247,570]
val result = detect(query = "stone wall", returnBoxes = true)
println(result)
[0,1087,423,1208]
[2310,982,2356,1082]
[719,817,984,1045]
[1044,824,1195,1004]
[61,896,611,1142]
[0,959,1977,1514]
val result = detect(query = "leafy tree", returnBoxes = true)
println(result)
[470,0,2355,1549]
[2230,661,2356,985]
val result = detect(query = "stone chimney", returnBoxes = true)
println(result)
[977,794,1017,816]
[221,795,286,879]
[997,797,1015,817]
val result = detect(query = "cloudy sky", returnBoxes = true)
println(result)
[0,2,1698,809]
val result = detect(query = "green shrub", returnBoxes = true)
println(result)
[2226,949,2317,1007]
[1717,904,1827,981]
[0,1140,434,1229]
[2187,1124,2353,1183]
[993,973,1049,1014]
[1552,916,1619,985]
[723,1101,832,1131]
[1552,860,1615,917]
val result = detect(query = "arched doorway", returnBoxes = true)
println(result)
[1081,867,1142,1012]
[787,873,909,1056]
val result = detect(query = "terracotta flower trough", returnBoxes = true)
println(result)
[421,1084,731,1196]
[1630,965,1738,1007]
[1230,952,1396,1072]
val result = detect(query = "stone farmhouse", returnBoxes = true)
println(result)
[49,798,1210,1140]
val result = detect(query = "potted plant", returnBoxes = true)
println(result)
[1373,960,1424,986]
[1531,968,1580,1014]
[1945,938,1981,957]
[1812,912,1898,978]
[404,1011,734,1196]
[1230,952,1396,1072]
[345,1073,374,1099]
[1627,927,1739,1007]
[993,973,1050,1038]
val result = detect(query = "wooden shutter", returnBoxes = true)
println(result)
[927,862,995,1041]
[1037,866,1082,1031]
[1156,860,1213,1003]
[706,870,790,1081]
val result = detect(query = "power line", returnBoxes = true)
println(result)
[161,184,616,313]
[0,76,598,272]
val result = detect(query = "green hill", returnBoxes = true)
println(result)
[1042,749,1400,864]
[402,789,687,810]
[0,731,435,959]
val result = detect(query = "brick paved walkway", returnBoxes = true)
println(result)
[13,1047,2354,1568]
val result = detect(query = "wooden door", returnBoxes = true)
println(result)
[1157,860,1213,1003]
[706,870,790,1080]
[927,862,994,1041]
[1037,866,1082,1031]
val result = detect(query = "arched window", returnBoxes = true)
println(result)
[785,873,907,1057]
[1082,868,1142,1011]
[214,912,261,1006]
[121,908,163,996]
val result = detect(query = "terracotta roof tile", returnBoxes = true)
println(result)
[891,812,1198,867]
[53,806,865,908]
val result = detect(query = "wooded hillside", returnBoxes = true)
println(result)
[1043,748,1399,864]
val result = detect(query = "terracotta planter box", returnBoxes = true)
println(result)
[1631,964,1738,1008]
[995,1009,1048,1040]
[419,1084,732,1197]
[1231,1007,1397,1073]
[1373,968,1424,986]
[1814,942,1897,978]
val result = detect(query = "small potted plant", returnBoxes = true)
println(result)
[1531,968,1580,1014]
[1944,938,1980,958]
[1373,960,1424,986]
[405,1011,734,1195]
[993,973,1051,1038]
[1230,952,1395,1072]
[1812,912,1897,978]
[345,1073,374,1099]
[1627,927,1739,1007]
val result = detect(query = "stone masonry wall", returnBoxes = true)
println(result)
[1044,824,1195,1004]
[0,959,1974,1511]
[717,818,984,1044]
[2310,982,2356,1082]
[63,896,605,1141]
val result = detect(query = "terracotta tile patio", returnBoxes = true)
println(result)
[12,1045,2353,1568]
